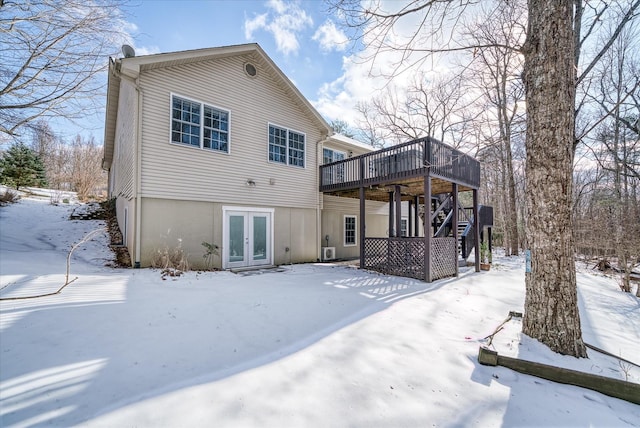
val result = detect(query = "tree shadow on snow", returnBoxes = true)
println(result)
[0,263,455,426]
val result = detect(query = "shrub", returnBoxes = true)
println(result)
[0,189,20,205]
[151,244,189,275]
[202,241,219,270]
[0,142,47,190]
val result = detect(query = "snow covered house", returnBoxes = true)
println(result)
[102,43,389,270]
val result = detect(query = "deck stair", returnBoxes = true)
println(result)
[430,204,493,262]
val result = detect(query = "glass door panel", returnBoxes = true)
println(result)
[225,210,272,269]
[228,215,245,263]
[252,215,267,261]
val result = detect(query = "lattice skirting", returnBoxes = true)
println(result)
[363,237,457,282]
[430,237,457,280]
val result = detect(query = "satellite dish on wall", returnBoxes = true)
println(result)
[122,44,136,58]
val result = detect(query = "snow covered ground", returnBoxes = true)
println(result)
[1,191,639,427]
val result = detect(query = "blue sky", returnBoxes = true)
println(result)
[127,0,350,105]
[44,0,368,142]
[68,0,439,142]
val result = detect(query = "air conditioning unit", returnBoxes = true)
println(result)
[322,246,336,261]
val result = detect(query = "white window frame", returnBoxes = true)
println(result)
[222,206,275,270]
[323,148,346,164]
[170,93,230,154]
[400,218,408,237]
[344,215,357,247]
[268,123,306,168]
[323,147,346,183]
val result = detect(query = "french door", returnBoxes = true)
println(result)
[224,208,272,269]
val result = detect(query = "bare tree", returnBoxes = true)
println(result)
[573,10,640,293]
[28,121,106,199]
[574,0,640,151]
[327,0,637,356]
[68,135,105,200]
[353,101,389,148]
[0,0,131,137]
[464,1,526,256]
[357,73,475,148]
[30,120,69,189]
[330,119,357,138]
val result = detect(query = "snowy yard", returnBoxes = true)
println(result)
[1,192,639,427]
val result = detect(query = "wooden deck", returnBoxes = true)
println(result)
[319,137,484,283]
[319,136,480,199]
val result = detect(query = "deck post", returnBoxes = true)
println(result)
[424,177,432,282]
[452,183,459,277]
[473,189,480,272]
[359,186,365,270]
[414,196,419,237]
[408,199,413,237]
[395,185,402,238]
[388,191,394,237]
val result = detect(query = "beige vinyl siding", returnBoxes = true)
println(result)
[322,195,388,215]
[273,206,317,264]
[138,198,317,268]
[117,197,136,255]
[321,195,389,259]
[137,54,322,209]
[111,79,137,199]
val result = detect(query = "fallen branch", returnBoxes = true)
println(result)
[0,228,105,301]
[483,311,522,346]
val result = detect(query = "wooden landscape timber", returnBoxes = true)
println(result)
[478,347,640,405]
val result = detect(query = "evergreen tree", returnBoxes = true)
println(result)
[0,142,48,190]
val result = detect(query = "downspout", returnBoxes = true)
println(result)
[134,77,143,267]
[316,135,330,261]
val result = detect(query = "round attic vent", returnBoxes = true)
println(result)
[244,63,257,77]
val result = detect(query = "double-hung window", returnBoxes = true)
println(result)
[171,95,229,153]
[323,148,346,183]
[322,148,345,165]
[269,124,305,167]
[344,215,357,246]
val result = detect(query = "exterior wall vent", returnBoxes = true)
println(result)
[322,246,336,261]
[244,63,257,77]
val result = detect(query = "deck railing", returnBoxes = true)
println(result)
[320,137,481,192]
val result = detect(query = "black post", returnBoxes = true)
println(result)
[473,189,480,272]
[408,199,413,237]
[414,196,419,237]
[452,183,459,277]
[424,178,432,282]
[388,191,394,237]
[395,185,402,238]
[359,186,365,270]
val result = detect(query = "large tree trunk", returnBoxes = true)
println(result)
[522,0,587,357]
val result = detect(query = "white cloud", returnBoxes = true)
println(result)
[109,15,160,58]
[244,13,267,40]
[312,20,348,52]
[134,45,161,56]
[243,1,312,55]
[267,0,288,15]
[313,58,373,124]
[312,3,463,136]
